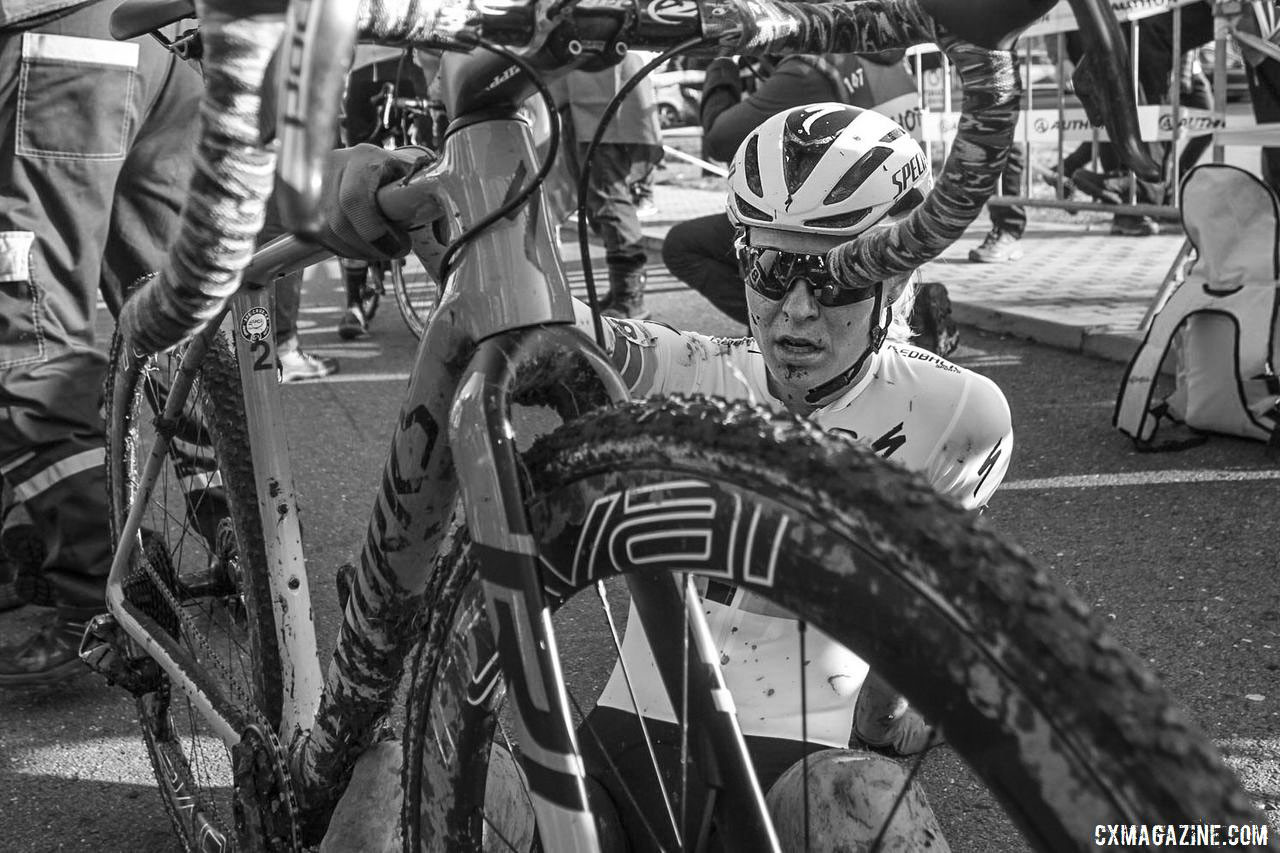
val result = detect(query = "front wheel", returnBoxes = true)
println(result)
[390,251,441,340]
[402,395,1269,852]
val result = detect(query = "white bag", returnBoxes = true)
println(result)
[1114,164,1280,448]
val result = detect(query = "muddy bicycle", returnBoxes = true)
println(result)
[84,0,1275,849]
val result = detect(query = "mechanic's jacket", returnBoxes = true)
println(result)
[700,53,920,162]
[557,52,662,147]
[588,311,1013,746]
[1,0,91,29]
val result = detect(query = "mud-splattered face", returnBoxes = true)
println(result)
[747,280,878,411]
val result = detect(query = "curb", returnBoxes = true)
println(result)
[563,214,1152,371]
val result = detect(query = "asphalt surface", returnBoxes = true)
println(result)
[1,253,1278,851]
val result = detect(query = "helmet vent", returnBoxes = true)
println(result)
[823,146,893,205]
[743,135,763,196]
[804,207,874,229]
[734,194,771,222]
[886,187,926,218]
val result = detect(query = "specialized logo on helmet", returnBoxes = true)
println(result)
[891,153,928,195]
[646,0,698,24]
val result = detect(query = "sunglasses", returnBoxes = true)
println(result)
[736,243,879,308]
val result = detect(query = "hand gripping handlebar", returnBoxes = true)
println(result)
[117,0,1156,355]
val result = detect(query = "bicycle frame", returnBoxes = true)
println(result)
[104,76,774,848]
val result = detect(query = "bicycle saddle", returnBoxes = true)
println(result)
[109,0,195,40]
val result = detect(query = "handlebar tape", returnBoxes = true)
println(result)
[117,11,284,355]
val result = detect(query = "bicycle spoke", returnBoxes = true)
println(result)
[594,580,683,847]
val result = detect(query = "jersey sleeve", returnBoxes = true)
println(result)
[925,371,1014,510]
[572,298,742,399]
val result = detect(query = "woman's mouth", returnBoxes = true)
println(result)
[774,335,825,361]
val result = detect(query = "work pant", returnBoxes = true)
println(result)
[988,143,1027,239]
[575,142,661,283]
[662,212,747,325]
[0,1,202,612]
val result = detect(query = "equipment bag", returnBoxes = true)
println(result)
[1114,164,1280,449]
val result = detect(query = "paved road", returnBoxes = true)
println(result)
[1,260,1276,851]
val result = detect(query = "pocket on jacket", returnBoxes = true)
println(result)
[17,32,139,160]
[0,231,45,368]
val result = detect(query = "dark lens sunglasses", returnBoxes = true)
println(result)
[737,244,879,308]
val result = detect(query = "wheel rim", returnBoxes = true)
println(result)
[108,337,280,850]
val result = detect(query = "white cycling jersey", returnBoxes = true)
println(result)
[588,312,1014,746]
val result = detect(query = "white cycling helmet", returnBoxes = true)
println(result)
[727,102,932,255]
[728,103,932,405]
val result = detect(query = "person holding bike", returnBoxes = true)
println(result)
[313,101,1011,849]
[569,102,1011,849]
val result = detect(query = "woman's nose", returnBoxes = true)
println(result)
[781,280,820,318]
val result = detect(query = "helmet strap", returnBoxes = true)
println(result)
[803,283,889,406]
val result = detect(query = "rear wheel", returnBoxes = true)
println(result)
[390,251,441,339]
[402,395,1269,851]
[104,328,282,852]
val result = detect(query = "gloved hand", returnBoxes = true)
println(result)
[312,143,428,262]
[698,56,744,133]
[852,670,940,756]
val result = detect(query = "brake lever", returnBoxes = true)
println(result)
[275,0,361,238]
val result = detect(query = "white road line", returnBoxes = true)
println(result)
[1003,469,1280,491]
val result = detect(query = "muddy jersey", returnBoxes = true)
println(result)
[591,315,1013,746]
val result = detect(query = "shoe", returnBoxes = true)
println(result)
[278,348,339,383]
[909,281,959,357]
[1070,168,1129,206]
[1040,165,1076,200]
[968,229,1023,263]
[0,582,22,613]
[0,521,51,613]
[636,197,659,219]
[338,306,368,340]
[1111,215,1159,237]
[0,576,55,613]
[1,515,43,571]
[0,612,91,687]
[599,271,651,320]
[599,296,651,321]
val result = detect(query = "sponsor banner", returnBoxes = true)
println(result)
[919,105,1260,144]
[1018,0,1201,38]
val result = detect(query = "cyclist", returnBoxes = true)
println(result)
[570,103,1011,848]
[313,102,1011,848]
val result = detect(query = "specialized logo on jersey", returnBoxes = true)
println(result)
[974,437,1004,499]
[829,422,908,459]
[562,480,789,588]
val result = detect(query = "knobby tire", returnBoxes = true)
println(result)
[105,328,283,852]
[401,395,1267,852]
